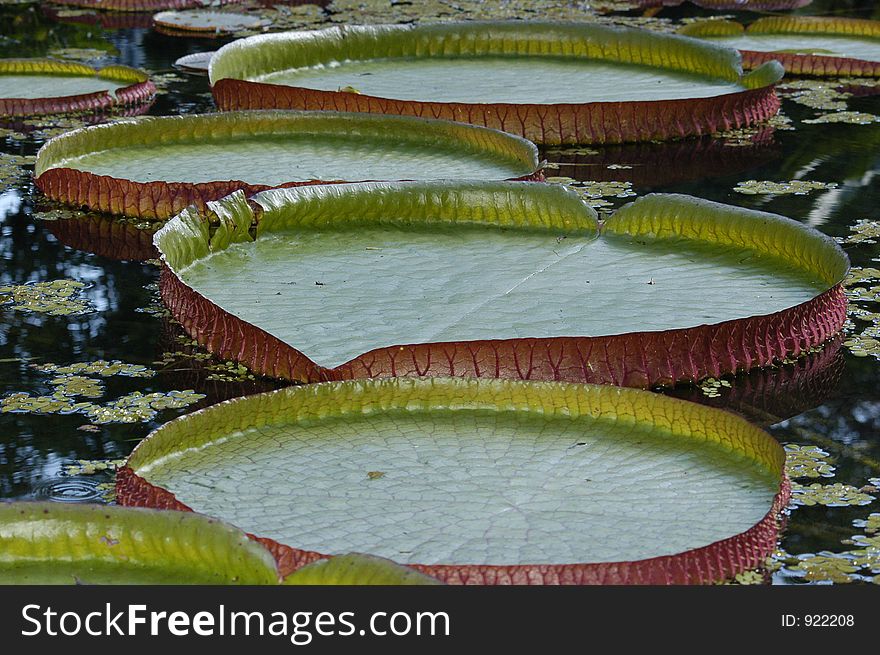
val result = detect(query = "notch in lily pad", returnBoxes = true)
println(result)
[154,182,848,389]
[34,110,542,219]
[208,21,784,145]
[0,59,155,117]
[117,377,790,585]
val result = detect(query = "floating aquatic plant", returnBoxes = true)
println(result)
[117,377,790,585]
[789,482,875,508]
[0,59,155,117]
[154,183,848,388]
[680,16,880,79]
[208,22,784,145]
[733,179,838,195]
[784,444,835,480]
[0,279,93,316]
[34,110,541,219]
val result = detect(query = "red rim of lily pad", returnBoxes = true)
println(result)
[45,0,240,12]
[34,110,543,219]
[154,184,849,389]
[116,377,792,585]
[679,16,880,78]
[639,0,812,8]
[0,59,155,117]
[208,22,785,145]
[43,213,159,261]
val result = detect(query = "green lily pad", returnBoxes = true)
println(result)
[283,554,442,585]
[119,377,788,584]
[34,110,540,218]
[153,10,267,35]
[154,183,848,387]
[0,502,279,584]
[680,16,880,77]
[0,59,154,116]
[209,22,783,144]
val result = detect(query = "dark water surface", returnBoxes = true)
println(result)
[1,0,878,584]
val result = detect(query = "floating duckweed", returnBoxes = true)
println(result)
[698,377,731,399]
[0,152,33,192]
[842,266,880,360]
[784,444,835,480]
[33,360,155,378]
[733,179,838,196]
[49,375,105,398]
[790,482,876,508]
[0,279,93,316]
[205,360,256,382]
[83,390,206,424]
[544,146,601,157]
[803,111,880,125]
[789,553,861,584]
[853,514,880,534]
[546,177,636,210]
[839,219,880,246]
[64,458,125,477]
[777,79,850,112]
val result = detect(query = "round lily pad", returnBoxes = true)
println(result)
[174,51,215,74]
[154,183,848,388]
[0,59,155,117]
[209,21,784,145]
[640,0,811,8]
[46,0,232,11]
[153,10,266,36]
[34,110,541,219]
[0,502,279,584]
[680,16,880,77]
[117,377,791,584]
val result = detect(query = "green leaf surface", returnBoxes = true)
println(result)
[701,33,880,62]
[283,554,442,585]
[0,75,126,100]
[128,377,785,567]
[160,183,840,370]
[35,111,539,185]
[210,22,761,105]
[0,502,280,584]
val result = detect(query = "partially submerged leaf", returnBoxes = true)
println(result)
[154,183,848,387]
[0,502,279,584]
[34,110,541,218]
[208,22,783,144]
[118,377,790,584]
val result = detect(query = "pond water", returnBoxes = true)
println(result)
[1,0,878,584]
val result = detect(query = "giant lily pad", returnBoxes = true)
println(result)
[0,59,155,117]
[208,22,784,145]
[0,502,438,584]
[116,377,790,584]
[680,17,880,78]
[46,0,236,12]
[0,502,279,584]
[153,10,268,37]
[155,182,848,388]
[640,0,811,9]
[34,110,540,219]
